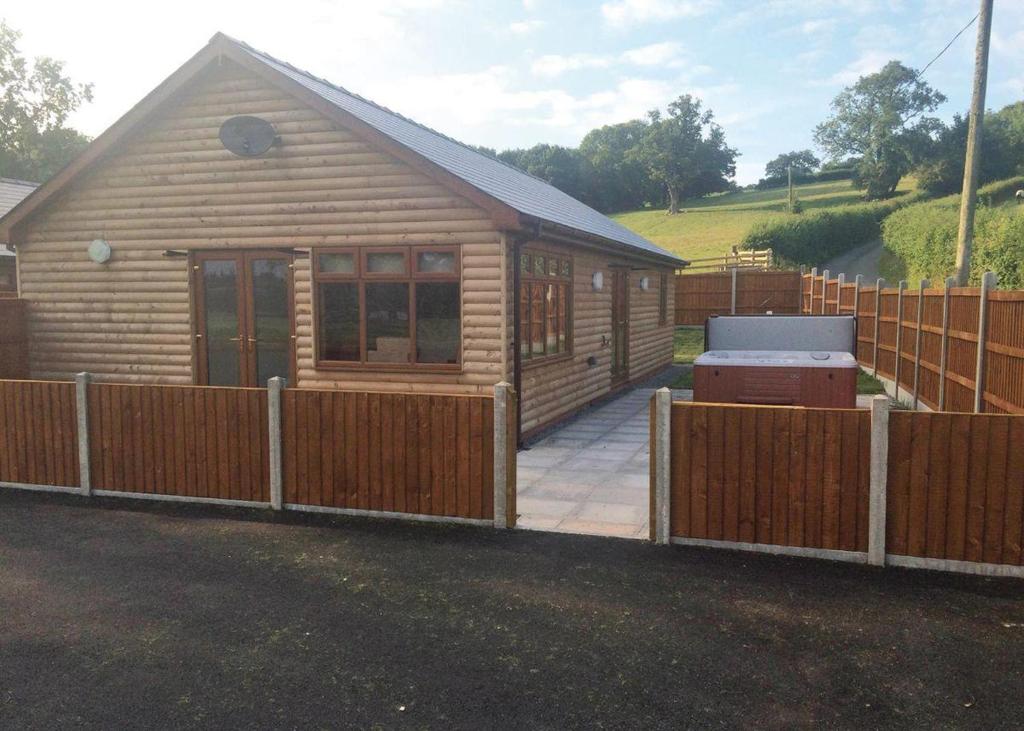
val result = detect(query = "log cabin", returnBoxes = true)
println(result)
[0,33,684,442]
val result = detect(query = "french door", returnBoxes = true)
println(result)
[193,250,295,387]
[611,269,629,384]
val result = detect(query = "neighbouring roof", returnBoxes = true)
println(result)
[231,37,684,266]
[0,178,36,252]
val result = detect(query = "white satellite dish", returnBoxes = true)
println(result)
[88,238,112,264]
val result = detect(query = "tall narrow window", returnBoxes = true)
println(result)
[659,272,670,326]
[314,245,461,368]
[519,250,572,362]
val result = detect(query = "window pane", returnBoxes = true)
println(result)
[202,259,240,386]
[319,252,354,275]
[251,258,291,384]
[416,282,460,364]
[558,283,568,351]
[548,258,558,276]
[366,252,406,274]
[546,284,558,352]
[417,251,456,274]
[519,286,531,358]
[561,260,571,278]
[318,283,359,361]
[520,253,530,275]
[366,282,410,363]
[531,283,545,356]
[534,256,546,277]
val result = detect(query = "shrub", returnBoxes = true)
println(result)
[881,176,1024,286]
[742,193,922,266]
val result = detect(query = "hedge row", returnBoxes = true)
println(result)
[881,177,1024,287]
[741,192,923,266]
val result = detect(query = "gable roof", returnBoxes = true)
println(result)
[0,34,684,267]
[0,178,36,217]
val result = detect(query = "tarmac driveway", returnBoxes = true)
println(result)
[1,489,1023,729]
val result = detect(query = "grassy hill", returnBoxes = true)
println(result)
[612,178,917,262]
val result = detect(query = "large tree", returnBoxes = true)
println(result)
[496,144,595,207]
[914,110,1019,195]
[578,120,661,212]
[634,95,737,214]
[764,149,820,180]
[0,21,93,182]
[814,60,945,199]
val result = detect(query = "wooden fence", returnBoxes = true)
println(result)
[0,377,515,527]
[678,248,774,273]
[0,299,28,379]
[651,394,1024,576]
[802,271,1024,414]
[675,270,802,326]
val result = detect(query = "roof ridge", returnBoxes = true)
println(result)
[217,34,562,190]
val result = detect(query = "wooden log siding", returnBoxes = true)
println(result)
[281,389,494,519]
[0,300,29,379]
[88,383,270,500]
[673,270,802,325]
[0,380,79,487]
[519,241,673,435]
[16,60,504,393]
[669,402,870,552]
[887,411,1024,565]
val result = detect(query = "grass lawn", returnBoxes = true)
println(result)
[613,178,917,263]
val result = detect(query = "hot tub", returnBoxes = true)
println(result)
[693,350,858,408]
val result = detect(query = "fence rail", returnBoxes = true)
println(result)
[0,377,515,527]
[677,248,774,273]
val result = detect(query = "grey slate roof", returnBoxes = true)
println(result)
[0,178,36,252]
[233,38,684,265]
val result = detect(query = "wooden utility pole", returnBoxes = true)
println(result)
[787,165,794,213]
[953,0,994,285]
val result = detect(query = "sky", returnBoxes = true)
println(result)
[5,0,1024,185]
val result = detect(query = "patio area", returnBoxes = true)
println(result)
[516,383,691,540]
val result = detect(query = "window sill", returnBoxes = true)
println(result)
[314,361,463,375]
[521,352,574,371]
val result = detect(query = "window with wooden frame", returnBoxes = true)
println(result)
[659,272,669,326]
[518,250,572,363]
[314,245,461,369]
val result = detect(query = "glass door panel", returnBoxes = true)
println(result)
[201,258,243,386]
[249,257,292,384]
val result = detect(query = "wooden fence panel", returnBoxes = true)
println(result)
[674,273,733,326]
[984,292,1024,414]
[824,280,840,313]
[282,390,494,520]
[669,402,869,553]
[0,380,78,487]
[838,283,856,315]
[916,289,945,410]
[734,271,802,315]
[876,290,899,380]
[897,290,919,394]
[944,288,980,413]
[0,300,28,379]
[855,286,877,365]
[89,383,269,501]
[887,411,1024,566]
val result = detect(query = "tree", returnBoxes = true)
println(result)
[814,60,945,199]
[0,21,93,182]
[633,95,737,214]
[497,144,595,207]
[578,120,661,212]
[764,149,820,180]
[914,111,1018,195]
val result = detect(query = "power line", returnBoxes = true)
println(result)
[917,12,980,80]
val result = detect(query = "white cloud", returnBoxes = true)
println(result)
[600,0,715,28]
[797,18,836,35]
[532,41,689,77]
[509,19,545,34]
[531,53,614,77]
[818,50,894,86]
[620,41,685,67]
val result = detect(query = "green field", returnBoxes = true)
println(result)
[612,178,917,262]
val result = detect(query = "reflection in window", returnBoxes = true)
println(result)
[318,283,360,362]
[519,250,572,362]
[416,282,460,364]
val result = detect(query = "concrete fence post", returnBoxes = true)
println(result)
[74,372,92,496]
[808,267,818,314]
[493,382,512,529]
[853,274,863,321]
[893,281,907,401]
[836,272,845,314]
[267,377,286,510]
[730,267,738,315]
[653,387,672,545]
[821,269,830,314]
[973,271,997,413]
[912,279,930,410]
[938,277,955,410]
[868,395,890,566]
[873,279,885,376]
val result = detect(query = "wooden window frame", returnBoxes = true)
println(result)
[313,244,463,372]
[519,248,573,368]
